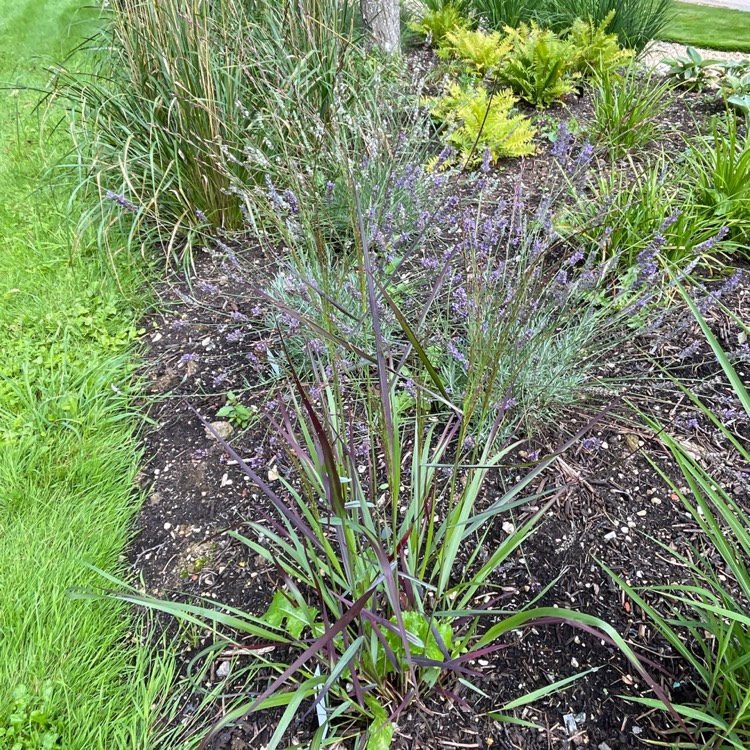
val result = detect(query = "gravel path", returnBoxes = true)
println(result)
[640,40,750,71]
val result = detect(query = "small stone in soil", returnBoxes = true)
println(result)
[563,713,578,734]
[207,421,233,440]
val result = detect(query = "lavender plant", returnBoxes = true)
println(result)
[254,125,687,446]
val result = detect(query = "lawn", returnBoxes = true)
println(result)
[661,1,750,52]
[0,2,174,747]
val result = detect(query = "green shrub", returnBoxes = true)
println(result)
[408,4,469,44]
[428,83,536,164]
[589,64,674,156]
[495,22,578,106]
[566,12,634,76]
[437,26,511,74]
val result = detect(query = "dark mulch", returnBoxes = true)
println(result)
[127,76,750,750]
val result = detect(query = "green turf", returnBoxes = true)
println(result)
[661,1,750,53]
[0,2,176,748]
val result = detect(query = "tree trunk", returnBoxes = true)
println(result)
[361,0,401,54]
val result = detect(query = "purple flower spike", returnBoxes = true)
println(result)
[551,121,572,161]
[106,190,138,213]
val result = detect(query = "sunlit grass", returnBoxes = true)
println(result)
[0,2,176,747]
[661,1,750,53]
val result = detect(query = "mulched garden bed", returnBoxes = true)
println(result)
[127,76,750,750]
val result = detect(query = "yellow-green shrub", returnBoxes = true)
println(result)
[428,83,536,165]
[566,12,634,76]
[438,27,512,75]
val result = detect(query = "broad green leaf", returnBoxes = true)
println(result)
[364,695,394,750]
[264,591,318,640]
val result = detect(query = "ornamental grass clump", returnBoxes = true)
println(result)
[589,63,675,156]
[562,154,732,269]
[537,0,673,51]
[56,0,371,267]
[135,351,655,749]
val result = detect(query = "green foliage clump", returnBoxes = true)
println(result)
[464,0,670,50]
[589,64,674,156]
[562,160,731,270]
[464,0,540,30]
[661,52,750,122]
[428,83,536,164]
[438,26,511,75]
[408,4,469,44]
[0,685,63,750]
[432,15,634,109]
[495,22,579,106]
[719,66,750,122]
[537,0,672,51]
[684,116,750,250]
[566,12,634,75]
[663,45,723,90]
